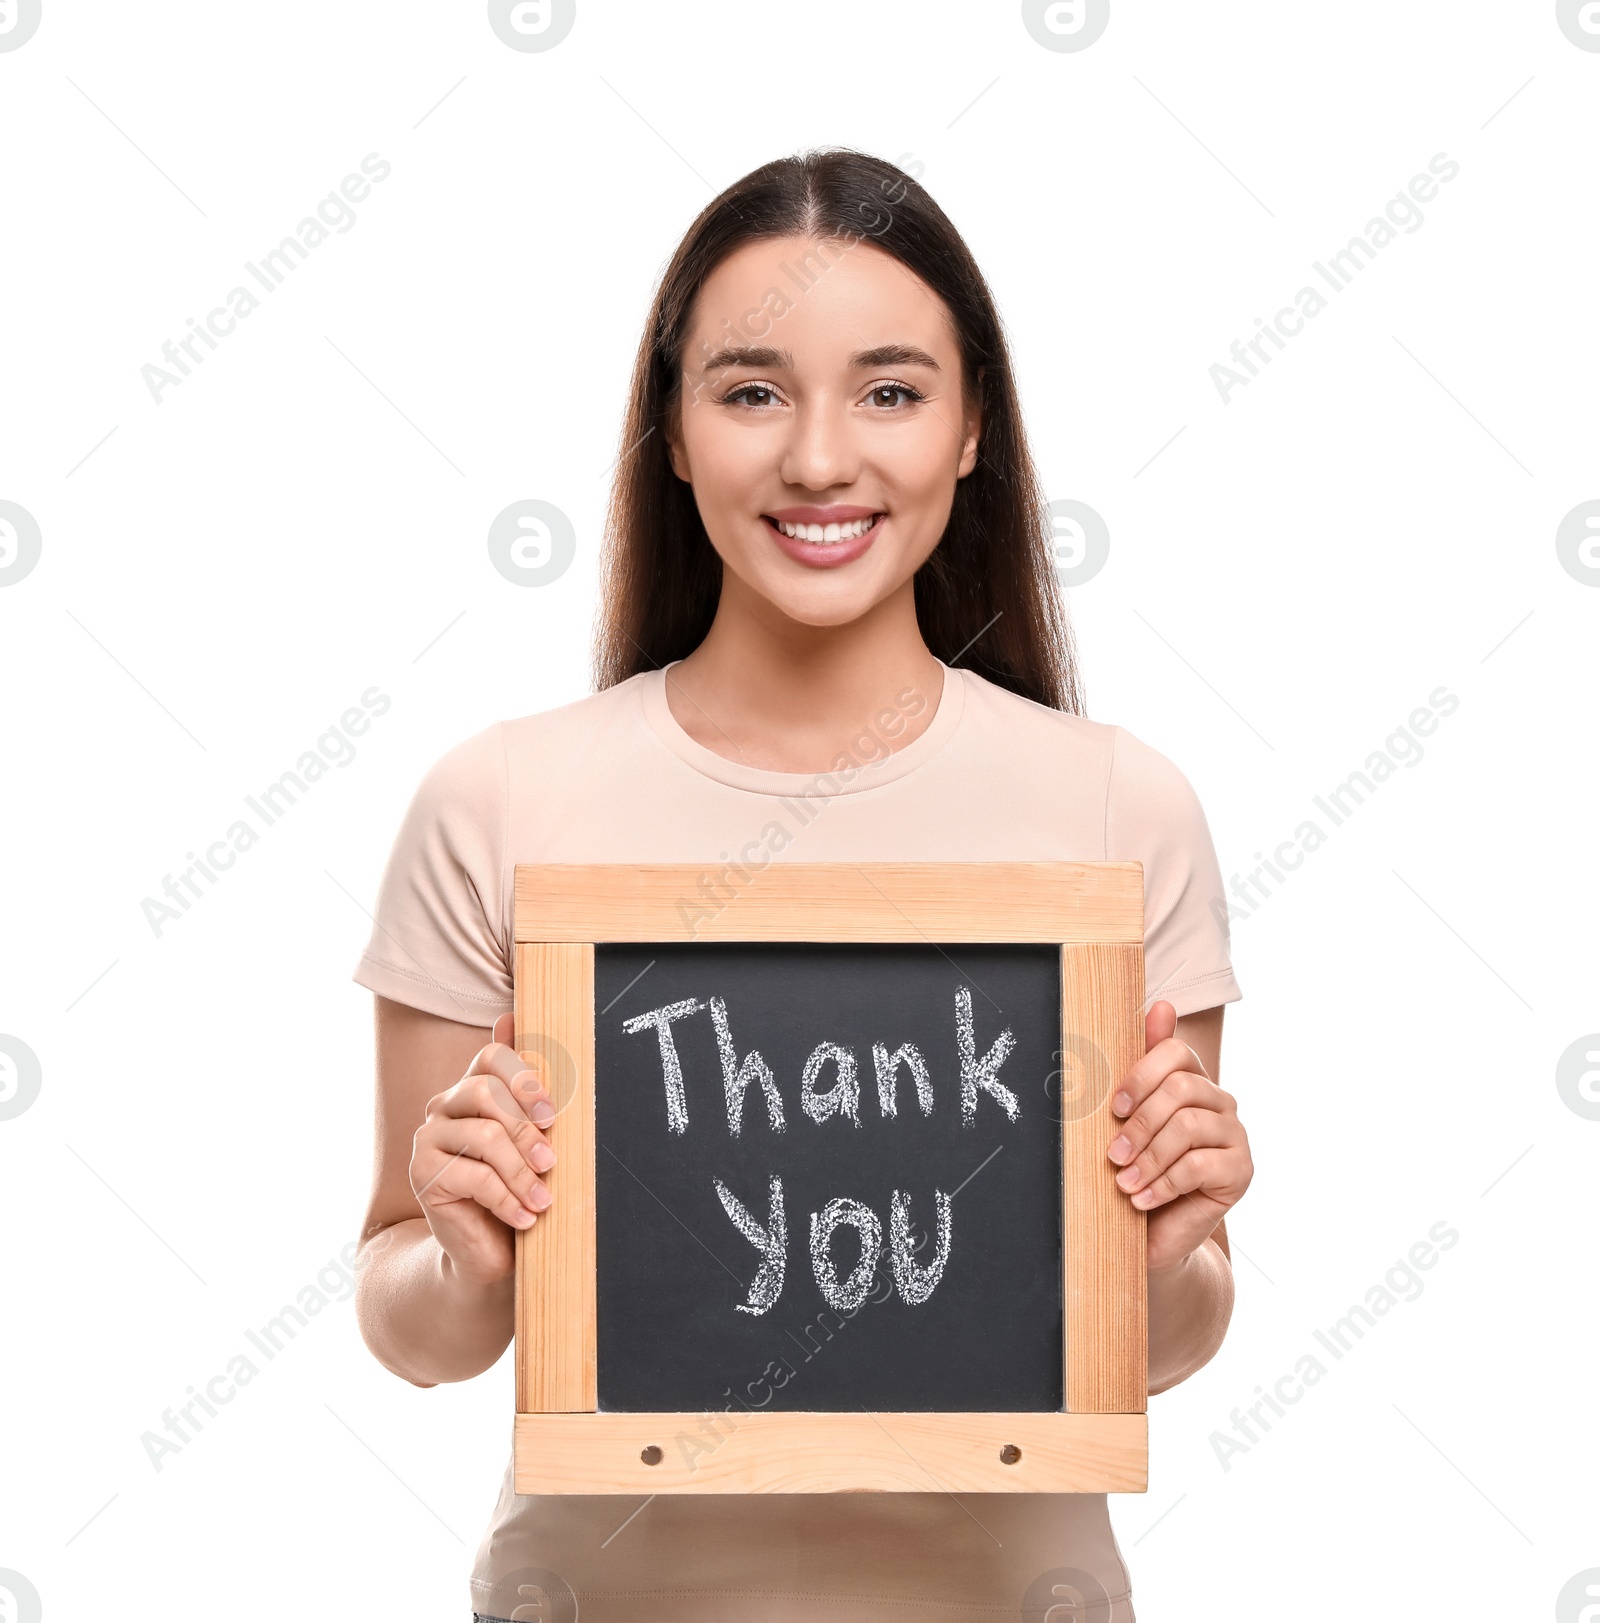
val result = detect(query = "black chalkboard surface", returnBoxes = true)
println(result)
[593,942,1064,1414]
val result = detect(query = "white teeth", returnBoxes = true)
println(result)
[775,515,880,543]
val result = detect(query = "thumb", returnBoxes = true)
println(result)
[492,1010,516,1049]
[1144,997,1177,1053]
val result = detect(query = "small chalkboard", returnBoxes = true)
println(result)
[594,941,1063,1415]
[511,862,1149,1495]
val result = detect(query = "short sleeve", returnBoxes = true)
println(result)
[350,721,514,1027]
[1105,726,1242,1019]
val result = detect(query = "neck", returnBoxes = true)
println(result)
[663,575,945,774]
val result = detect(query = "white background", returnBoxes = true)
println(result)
[1,2,1596,1618]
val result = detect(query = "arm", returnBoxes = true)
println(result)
[354,997,557,1388]
[1114,1002,1252,1393]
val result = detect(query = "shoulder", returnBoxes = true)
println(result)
[498,672,654,763]
[958,668,1203,805]
[1102,723,1219,868]
[958,671,1215,852]
[409,676,652,809]
[411,717,505,796]
[957,666,1116,759]
[1105,724,1208,817]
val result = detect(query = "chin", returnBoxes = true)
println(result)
[769,588,881,629]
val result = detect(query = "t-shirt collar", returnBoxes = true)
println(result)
[638,658,965,797]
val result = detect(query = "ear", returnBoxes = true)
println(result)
[957,366,984,480]
[664,396,692,483]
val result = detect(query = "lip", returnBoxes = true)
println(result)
[762,510,886,570]
[765,505,881,524]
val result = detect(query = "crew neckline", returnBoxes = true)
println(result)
[639,659,966,796]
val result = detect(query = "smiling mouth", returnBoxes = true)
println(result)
[762,513,885,545]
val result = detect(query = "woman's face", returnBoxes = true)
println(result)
[665,234,981,629]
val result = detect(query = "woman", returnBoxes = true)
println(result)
[352,146,1253,1623]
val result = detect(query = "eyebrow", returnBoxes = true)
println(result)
[699,342,942,374]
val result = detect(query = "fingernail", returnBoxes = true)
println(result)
[1116,1165,1142,1190]
[530,1144,556,1173]
[528,1184,553,1210]
[1112,1092,1132,1115]
[511,1208,537,1228]
[1108,1135,1132,1163]
[514,1069,539,1089]
[1132,1189,1156,1208]
[532,1103,556,1126]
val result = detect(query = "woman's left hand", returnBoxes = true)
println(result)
[1106,1000,1252,1275]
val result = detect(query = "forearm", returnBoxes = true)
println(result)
[1147,1235,1234,1394]
[355,1217,514,1386]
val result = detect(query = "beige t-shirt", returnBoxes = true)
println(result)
[352,659,1242,1623]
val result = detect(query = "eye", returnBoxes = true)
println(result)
[865,381,926,409]
[718,382,785,410]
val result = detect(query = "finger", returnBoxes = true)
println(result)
[464,1039,559,1126]
[1144,998,1177,1054]
[1112,1033,1210,1119]
[1146,1188,1233,1272]
[1114,1107,1237,1196]
[467,1036,552,1096]
[430,1074,556,1171]
[416,1117,554,1217]
[436,1065,543,1131]
[1129,1148,1236,1211]
[491,1011,516,1048]
[416,1149,544,1231]
[1107,1069,1224,1164]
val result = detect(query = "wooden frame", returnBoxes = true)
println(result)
[513,861,1147,1494]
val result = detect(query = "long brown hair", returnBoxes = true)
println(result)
[592,146,1086,715]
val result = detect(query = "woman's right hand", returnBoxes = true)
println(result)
[408,1011,558,1286]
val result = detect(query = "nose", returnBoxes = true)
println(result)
[778,393,863,492]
